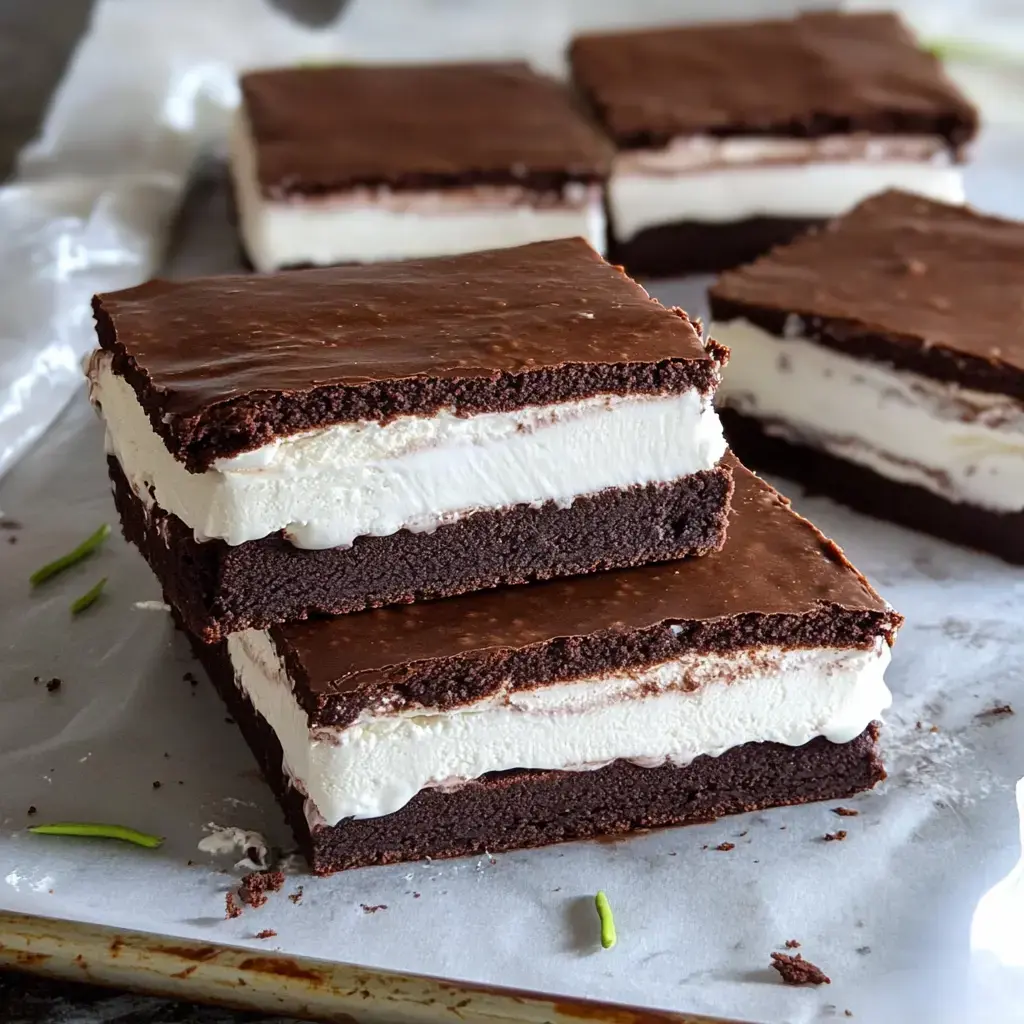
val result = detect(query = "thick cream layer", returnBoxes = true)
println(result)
[89,354,726,549]
[715,318,1024,511]
[227,629,893,824]
[609,134,964,240]
[230,113,606,270]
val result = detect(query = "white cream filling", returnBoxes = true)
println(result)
[230,112,606,270]
[227,629,893,823]
[608,134,965,240]
[715,317,1024,512]
[89,353,726,549]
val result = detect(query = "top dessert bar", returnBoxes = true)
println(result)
[711,190,1024,561]
[569,11,978,275]
[91,238,733,636]
[232,62,613,269]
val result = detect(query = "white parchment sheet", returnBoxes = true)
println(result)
[3,2,1024,1022]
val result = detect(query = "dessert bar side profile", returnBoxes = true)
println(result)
[89,238,735,639]
[569,10,977,275]
[232,62,612,270]
[712,190,1024,562]
[186,464,900,873]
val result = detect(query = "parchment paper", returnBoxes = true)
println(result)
[3,2,1024,1022]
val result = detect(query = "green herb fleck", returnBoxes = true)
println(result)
[28,822,163,848]
[595,890,616,950]
[30,524,110,587]
[70,577,107,615]
[926,37,1019,67]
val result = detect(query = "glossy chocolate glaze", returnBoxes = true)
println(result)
[271,462,899,725]
[569,11,977,150]
[240,61,613,196]
[710,190,1024,396]
[92,237,722,470]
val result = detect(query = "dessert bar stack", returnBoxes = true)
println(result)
[88,238,899,875]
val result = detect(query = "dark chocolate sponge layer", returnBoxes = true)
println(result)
[111,455,733,643]
[612,216,823,278]
[188,626,885,875]
[721,408,1024,564]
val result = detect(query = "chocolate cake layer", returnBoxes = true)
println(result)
[190,625,885,874]
[570,12,977,151]
[93,238,724,470]
[110,454,734,644]
[610,217,822,278]
[255,462,899,728]
[722,409,1024,564]
[710,190,1024,398]
[240,62,612,198]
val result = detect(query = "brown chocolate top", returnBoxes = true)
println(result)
[93,238,721,471]
[277,462,900,727]
[239,62,612,197]
[710,190,1024,397]
[569,12,977,150]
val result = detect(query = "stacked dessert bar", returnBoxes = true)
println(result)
[88,237,899,875]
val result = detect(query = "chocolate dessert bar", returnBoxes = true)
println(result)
[89,238,733,641]
[712,190,1024,562]
[231,62,612,270]
[569,11,977,276]
[186,462,900,873]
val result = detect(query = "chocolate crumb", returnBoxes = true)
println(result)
[856,946,872,955]
[184,672,199,687]
[0,518,22,530]
[27,806,37,816]
[6,535,16,544]
[255,929,277,939]
[715,842,735,852]
[929,724,940,733]
[238,870,285,909]
[976,703,1014,719]
[288,887,304,905]
[785,939,801,949]
[833,807,859,817]
[770,952,830,986]
[901,257,927,276]
[738,831,748,837]
[45,678,62,693]
[823,831,848,842]
[413,892,421,899]
[152,781,162,790]
[225,893,242,919]
[845,1011,853,1018]
[361,903,388,914]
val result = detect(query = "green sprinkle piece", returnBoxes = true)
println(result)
[70,577,107,615]
[30,524,111,587]
[595,890,616,950]
[28,822,163,849]
[926,37,1019,67]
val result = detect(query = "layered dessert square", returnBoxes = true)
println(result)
[569,11,977,276]
[186,461,900,874]
[712,190,1024,562]
[231,62,612,271]
[89,238,733,642]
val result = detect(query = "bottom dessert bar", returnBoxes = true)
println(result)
[177,462,898,874]
[721,410,1024,564]
[110,456,733,642]
[189,622,882,873]
[611,217,821,277]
